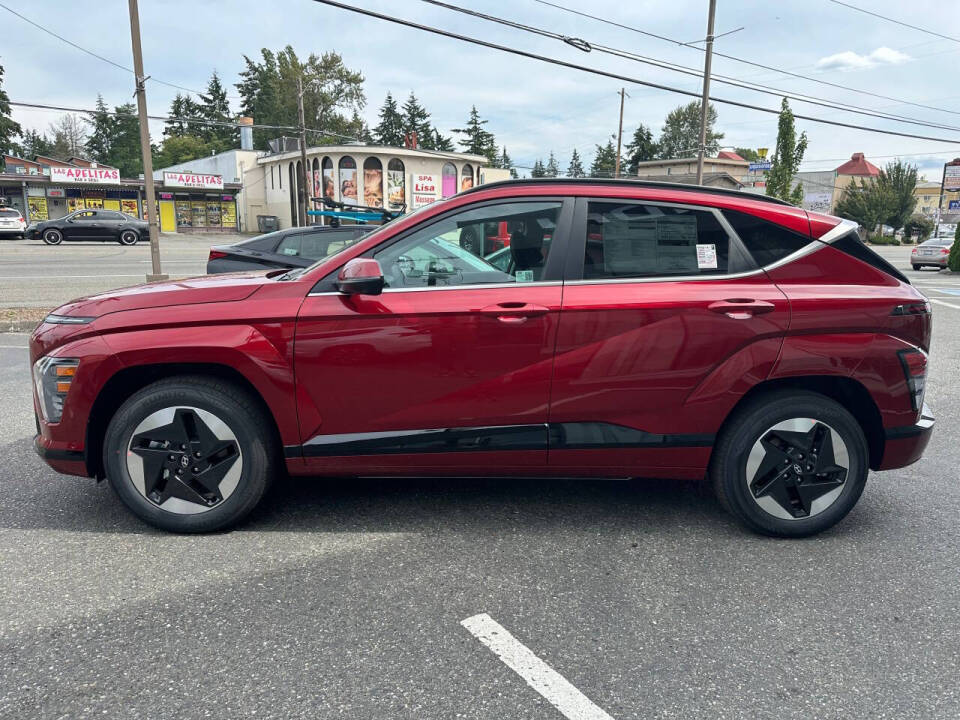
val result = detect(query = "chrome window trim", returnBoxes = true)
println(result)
[818,217,859,244]
[307,280,563,297]
[565,268,765,286]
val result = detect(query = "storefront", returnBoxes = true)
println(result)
[156,172,239,233]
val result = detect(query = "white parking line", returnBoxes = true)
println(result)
[930,298,960,310]
[461,613,615,720]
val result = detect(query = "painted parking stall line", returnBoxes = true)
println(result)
[461,613,615,720]
[930,298,960,310]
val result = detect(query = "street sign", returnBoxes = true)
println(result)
[748,162,772,172]
[948,200,960,211]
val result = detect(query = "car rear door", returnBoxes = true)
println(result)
[292,197,573,474]
[547,196,790,476]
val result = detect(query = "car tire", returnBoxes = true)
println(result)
[912,264,921,271]
[711,390,868,538]
[42,228,63,245]
[118,229,139,246]
[103,376,277,533]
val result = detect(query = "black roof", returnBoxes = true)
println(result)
[460,177,795,207]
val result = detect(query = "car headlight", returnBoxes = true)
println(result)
[43,314,94,325]
[33,357,79,423]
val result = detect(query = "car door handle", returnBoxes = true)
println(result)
[480,302,550,322]
[707,298,776,319]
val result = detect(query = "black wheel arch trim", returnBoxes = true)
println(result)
[34,435,86,463]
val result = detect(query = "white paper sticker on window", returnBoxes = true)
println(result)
[515,269,534,283]
[696,243,717,269]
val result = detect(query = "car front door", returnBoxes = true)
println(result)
[63,210,98,239]
[547,197,790,476]
[292,197,573,474]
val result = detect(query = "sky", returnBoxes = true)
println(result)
[1,0,959,181]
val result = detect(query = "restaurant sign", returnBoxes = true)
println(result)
[49,166,120,185]
[162,171,224,190]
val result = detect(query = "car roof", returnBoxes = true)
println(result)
[457,177,796,207]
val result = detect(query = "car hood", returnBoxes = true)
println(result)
[51,270,275,319]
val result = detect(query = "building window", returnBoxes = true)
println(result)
[322,157,334,201]
[270,165,274,190]
[311,158,321,224]
[387,158,405,209]
[339,156,358,205]
[441,162,457,198]
[278,163,282,190]
[363,157,383,208]
[461,164,474,191]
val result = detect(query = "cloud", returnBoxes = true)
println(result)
[815,46,910,72]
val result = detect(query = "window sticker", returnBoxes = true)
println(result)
[602,213,700,274]
[283,247,298,256]
[515,269,534,283]
[696,243,717,269]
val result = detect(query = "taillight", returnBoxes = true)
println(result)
[890,301,931,316]
[208,249,228,260]
[897,349,927,412]
[941,248,950,254]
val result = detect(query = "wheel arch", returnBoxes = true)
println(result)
[85,363,283,479]
[721,375,885,469]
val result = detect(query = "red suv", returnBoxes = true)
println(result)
[31,180,934,536]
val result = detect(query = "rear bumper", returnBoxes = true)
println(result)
[911,254,947,267]
[877,404,935,470]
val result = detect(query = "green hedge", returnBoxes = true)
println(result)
[948,225,960,272]
[868,234,900,246]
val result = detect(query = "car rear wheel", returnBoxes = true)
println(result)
[912,264,921,270]
[103,376,277,532]
[42,228,63,245]
[711,390,868,537]
[118,229,139,245]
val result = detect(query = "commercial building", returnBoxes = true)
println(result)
[793,152,881,214]
[633,151,749,190]
[242,143,497,230]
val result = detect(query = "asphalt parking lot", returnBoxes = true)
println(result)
[2,241,960,718]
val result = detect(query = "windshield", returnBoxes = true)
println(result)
[278,199,448,281]
[0,208,21,217]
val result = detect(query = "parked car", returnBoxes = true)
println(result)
[32,178,934,537]
[206,224,371,273]
[911,236,953,270]
[27,209,148,245]
[0,206,27,238]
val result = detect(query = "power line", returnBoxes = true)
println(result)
[827,1,960,45]
[310,0,960,145]
[527,0,960,118]
[0,1,240,100]
[418,0,960,133]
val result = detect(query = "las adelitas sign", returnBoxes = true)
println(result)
[163,171,224,190]
[49,167,120,185]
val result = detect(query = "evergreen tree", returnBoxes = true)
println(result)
[154,135,210,168]
[567,148,584,178]
[0,64,21,157]
[765,98,807,205]
[84,95,114,164]
[431,128,454,152]
[108,102,144,177]
[623,123,657,174]
[545,151,559,178]
[401,92,432,147]
[165,93,202,138]
[452,105,496,157]
[835,178,891,235]
[876,159,918,235]
[530,159,546,178]
[499,146,517,178]
[590,141,617,177]
[199,71,236,151]
[16,129,53,158]
[373,92,405,146]
[657,101,723,159]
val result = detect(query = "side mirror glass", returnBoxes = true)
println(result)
[337,258,384,296]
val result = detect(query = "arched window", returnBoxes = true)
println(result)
[288,163,296,227]
[363,157,384,208]
[311,158,321,223]
[387,158,405,209]
[322,156,334,200]
[295,160,304,227]
[441,162,457,198]
[460,164,474,191]
[339,156,358,205]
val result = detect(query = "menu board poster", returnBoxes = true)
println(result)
[221,201,237,228]
[206,202,222,227]
[84,197,104,209]
[29,197,49,221]
[103,199,121,212]
[67,198,84,213]
[190,202,207,228]
[175,201,192,228]
[120,199,139,217]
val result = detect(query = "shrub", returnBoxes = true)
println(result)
[868,233,900,246]
[948,224,960,272]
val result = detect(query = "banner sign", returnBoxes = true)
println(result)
[945,165,960,191]
[949,200,960,211]
[162,171,224,190]
[50,166,120,185]
[748,162,772,172]
[411,173,438,209]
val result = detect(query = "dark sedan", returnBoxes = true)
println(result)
[206,225,371,273]
[28,209,148,246]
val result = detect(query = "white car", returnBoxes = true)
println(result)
[0,207,27,238]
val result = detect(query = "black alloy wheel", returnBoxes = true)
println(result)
[42,228,63,245]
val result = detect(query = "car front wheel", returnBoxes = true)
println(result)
[42,228,63,245]
[118,229,139,245]
[711,390,868,537]
[103,376,277,532]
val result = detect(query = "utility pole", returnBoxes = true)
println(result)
[695,0,718,186]
[614,88,627,178]
[127,0,165,281]
[296,76,309,227]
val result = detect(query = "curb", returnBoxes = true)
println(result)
[2,320,41,333]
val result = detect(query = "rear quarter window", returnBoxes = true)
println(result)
[723,209,811,267]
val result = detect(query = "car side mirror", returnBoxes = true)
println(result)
[337,258,384,296]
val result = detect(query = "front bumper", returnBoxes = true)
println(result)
[35,433,89,476]
[878,403,935,470]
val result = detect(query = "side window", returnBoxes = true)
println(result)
[374,201,561,289]
[102,211,124,221]
[74,211,97,222]
[276,233,302,257]
[723,209,811,267]
[583,201,730,279]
